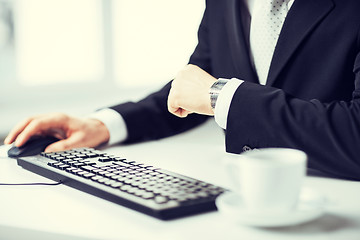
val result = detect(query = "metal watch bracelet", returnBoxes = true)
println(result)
[209,78,229,109]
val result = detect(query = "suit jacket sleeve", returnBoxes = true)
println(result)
[109,4,212,143]
[226,50,360,180]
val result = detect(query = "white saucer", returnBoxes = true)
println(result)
[216,188,326,227]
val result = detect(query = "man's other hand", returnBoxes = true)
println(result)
[168,64,217,118]
[4,113,110,152]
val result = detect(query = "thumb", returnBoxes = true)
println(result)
[44,135,81,152]
[174,108,192,118]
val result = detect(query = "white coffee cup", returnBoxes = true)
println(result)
[224,148,307,214]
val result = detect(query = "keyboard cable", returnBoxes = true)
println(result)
[0,181,62,186]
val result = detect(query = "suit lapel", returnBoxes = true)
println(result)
[266,0,335,86]
[226,0,257,83]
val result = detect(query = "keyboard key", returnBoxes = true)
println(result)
[65,167,77,172]
[105,173,116,178]
[110,175,122,180]
[119,172,130,177]
[98,171,110,176]
[81,165,96,172]
[83,173,96,179]
[47,160,59,166]
[127,187,137,194]
[121,159,136,165]
[86,153,98,158]
[62,159,73,164]
[104,180,116,186]
[134,189,146,197]
[110,182,123,188]
[154,196,168,204]
[124,179,134,184]
[73,162,85,168]
[97,178,109,184]
[99,166,111,171]
[113,162,132,168]
[99,157,112,162]
[68,160,79,166]
[135,164,146,168]
[120,185,131,191]
[112,170,123,175]
[147,167,160,171]
[141,192,155,199]
[77,171,89,177]
[196,191,209,198]
[116,176,128,182]
[91,176,103,181]
[58,164,70,170]
[52,162,64,168]
[70,169,84,175]
[92,169,103,174]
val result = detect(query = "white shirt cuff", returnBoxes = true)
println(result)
[214,78,244,129]
[87,108,128,145]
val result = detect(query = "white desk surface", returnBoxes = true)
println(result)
[0,120,360,240]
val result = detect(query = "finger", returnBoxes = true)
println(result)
[168,95,191,118]
[15,117,64,147]
[168,104,187,118]
[182,109,192,117]
[45,134,82,152]
[168,104,180,116]
[175,108,191,118]
[167,91,179,115]
[171,109,182,117]
[4,117,34,144]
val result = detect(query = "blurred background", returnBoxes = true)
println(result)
[0,0,205,142]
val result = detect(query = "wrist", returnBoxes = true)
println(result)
[88,118,110,145]
[87,108,128,144]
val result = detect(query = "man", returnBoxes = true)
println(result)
[5,0,360,180]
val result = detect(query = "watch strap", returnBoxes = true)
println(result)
[209,78,229,109]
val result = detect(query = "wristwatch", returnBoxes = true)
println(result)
[209,78,229,109]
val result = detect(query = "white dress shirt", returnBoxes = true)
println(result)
[90,0,295,144]
[87,108,128,145]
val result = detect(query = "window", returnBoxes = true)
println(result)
[1,0,205,89]
[0,0,205,138]
[112,0,205,87]
[14,0,104,85]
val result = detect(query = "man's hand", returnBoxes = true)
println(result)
[168,64,217,118]
[4,113,110,152]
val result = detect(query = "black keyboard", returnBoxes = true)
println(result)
[16,148,226,220]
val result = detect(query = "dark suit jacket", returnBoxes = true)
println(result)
[111,0,360,180]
